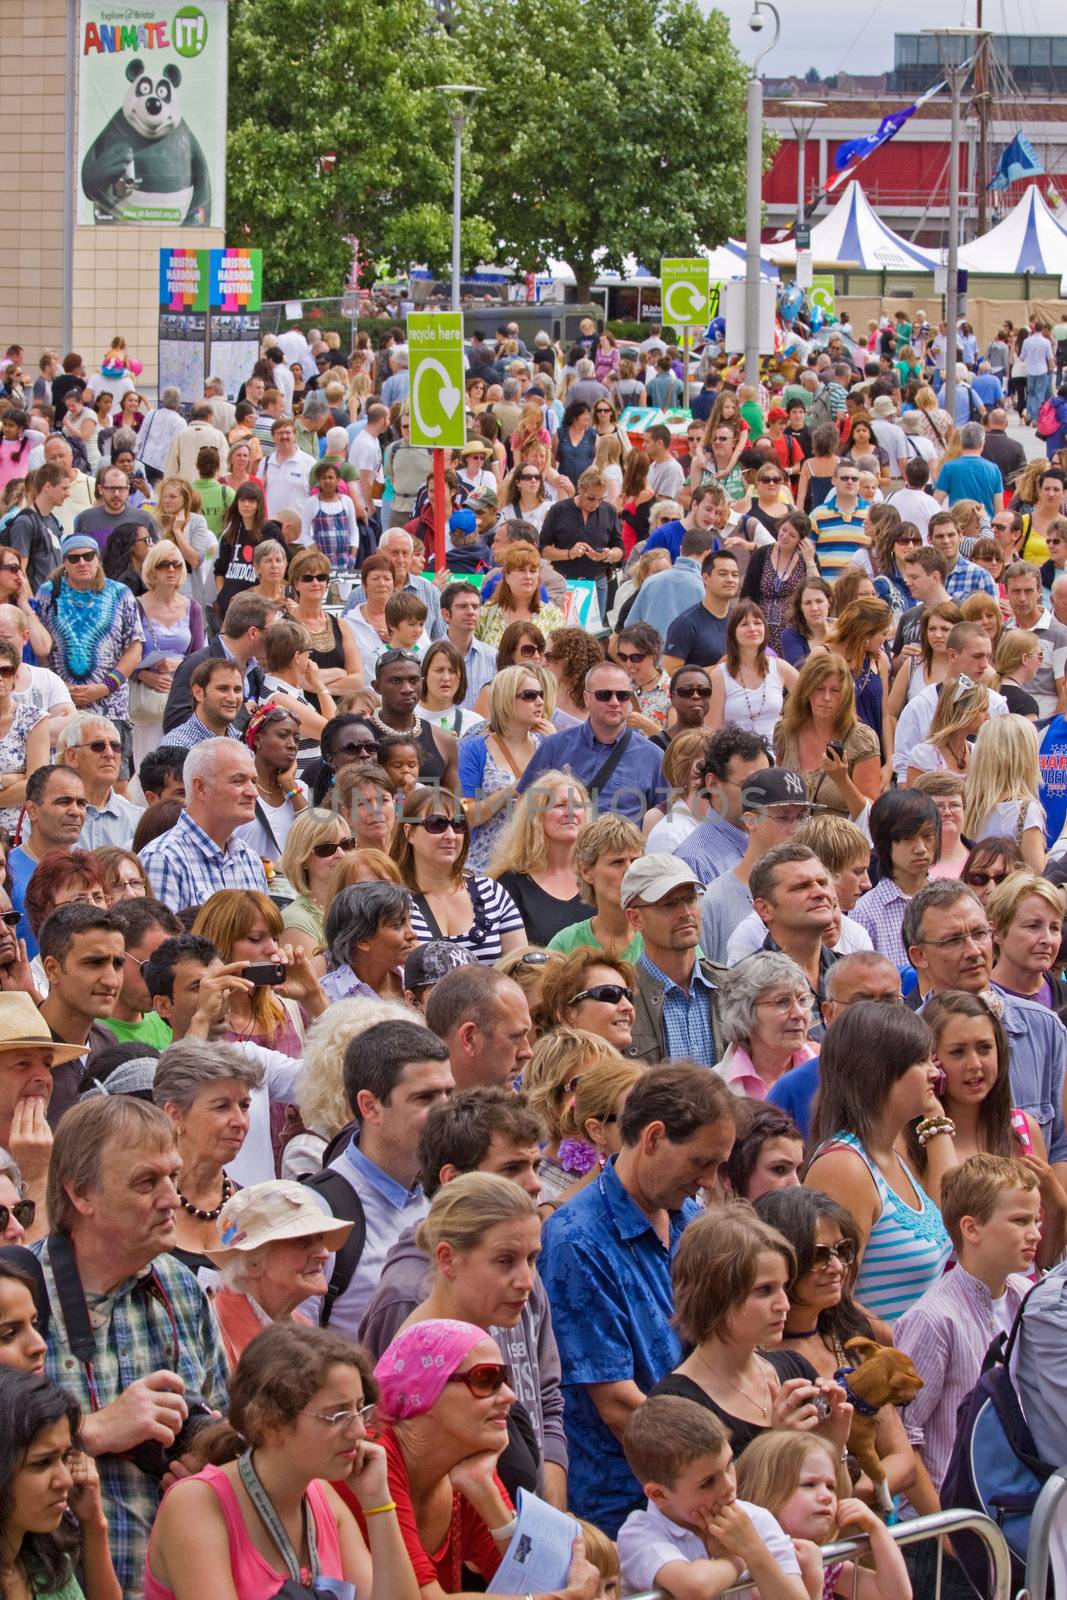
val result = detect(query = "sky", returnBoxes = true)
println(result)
[711,0,1066,78]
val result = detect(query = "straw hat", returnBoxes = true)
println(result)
[207,1180,354,1263]
[0,994,84,1064]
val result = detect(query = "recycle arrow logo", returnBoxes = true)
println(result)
[663,280,707,324]
[411,357,463,440]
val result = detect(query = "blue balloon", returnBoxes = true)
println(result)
[1039,715,1067,847]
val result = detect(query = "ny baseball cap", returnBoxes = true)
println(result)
[404,941,479,991]
[740,767,815,812]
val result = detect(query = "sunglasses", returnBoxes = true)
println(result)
[895,534,922,547]
[517,645,543,659]
[154,559,183,571]
[515,688,545,703]
[617,651,648,665]
[836,473,859,483]
[518,473,541,483]
[0,1200,35,1232]
[570,983,634,1007]
[446,1362,511,1398]
[379,648,419,667]
[0,911,20,928]
[333,741,378,760]
[675,684,712,699]
[311,837,358,859]
[520,951,551,966]
[298,572,329,584]
[87,739,122,755]
[760,475,783,485]
[65,550,97,564]
[810,1239,857,1269]
[0,668,13,682]
[964,870,1007,889]
[590,689,631,703]
[0,565,21,576]
[409,814,467,835]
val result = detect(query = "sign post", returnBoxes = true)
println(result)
[408,311,466,575]
[661,258,710,413]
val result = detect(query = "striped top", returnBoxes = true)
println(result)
[809,496,872,581]
[810,1130,951,1324]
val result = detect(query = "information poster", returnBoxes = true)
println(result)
[158,246,208,400]
[77,1,228,226]
[208,248,263,400]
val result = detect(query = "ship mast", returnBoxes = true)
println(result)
[974,0,990,234]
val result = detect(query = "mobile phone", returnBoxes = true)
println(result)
[826,740,845,759]
[243,961,286,986]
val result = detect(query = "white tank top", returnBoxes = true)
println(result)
[720,658,784,741]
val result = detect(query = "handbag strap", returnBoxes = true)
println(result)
[587,728,633,798]
[238,1449,320,1583]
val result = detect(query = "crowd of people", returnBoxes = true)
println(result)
[0,310,1065,1600]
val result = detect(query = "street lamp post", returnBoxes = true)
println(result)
[745,1,780,389]
[435,84,485,314]
[786,100,826,227]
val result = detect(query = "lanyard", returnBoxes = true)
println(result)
[238,1449,320,1583]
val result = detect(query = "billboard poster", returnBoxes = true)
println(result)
[208,248,263,401]
[158,247,208,401]
[77,1,228,226]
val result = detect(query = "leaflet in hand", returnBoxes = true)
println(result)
[486,1489,580,1595]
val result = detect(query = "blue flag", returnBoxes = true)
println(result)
[834,104,918,171]
[988,133,1043,191]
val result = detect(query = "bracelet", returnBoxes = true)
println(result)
[916,1115,956,1147]
[363,1501,397,1517]
[284,787,300,800]
[491,1517,518,1541]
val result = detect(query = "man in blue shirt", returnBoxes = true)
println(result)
[662,549,739,675]
[971,361,1004,409]
[645,484,723,563]
[626,526,711,641]
[518,660,664,822]
[10,766,88,958]
[933,423,1004,518]
[677,725,771,885]
[538,1064,737,1535]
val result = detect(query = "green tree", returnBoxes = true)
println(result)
[447,0,755,300]
[226,0,492,300]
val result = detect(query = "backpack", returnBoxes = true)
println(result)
[808,388,835,432]
[1036,397,1060,439]
[938,1285,1054,1595]
[300,1163,366,1328]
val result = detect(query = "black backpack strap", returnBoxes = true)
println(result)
[300,1168,366,1328]
[47,1231,96,1365]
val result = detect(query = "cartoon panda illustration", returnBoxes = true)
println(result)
[80,58,212,224]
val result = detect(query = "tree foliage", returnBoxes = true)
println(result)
[445,0,753,299]
[226,0,492,300]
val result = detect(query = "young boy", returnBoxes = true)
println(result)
[894,1153,1041,1493]
[191,445,234,537]
[618,1396,807,1600]
[385,590,429,654]
[851,788,940,966]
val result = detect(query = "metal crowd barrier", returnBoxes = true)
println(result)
[623,1507,1013,1600]
[1023,1466,1067,1600]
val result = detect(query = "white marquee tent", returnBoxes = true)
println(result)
[956,184,1067,275]
[764,180,940,272]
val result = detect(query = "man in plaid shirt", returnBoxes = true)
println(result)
[34,1097,227,1598]
[138,737,268,912]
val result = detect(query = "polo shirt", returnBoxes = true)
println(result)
[517,721,663,823]
[767,1055,821,1138]
[71,503,156,555]
[663,599,730,668]
[809,494,872,580]
[262,448,315,519]
[935,455,1003,516]
[538,1158,697,1534]
[77,788,144,851]
[539,498,623,582]
[627,559,705,643]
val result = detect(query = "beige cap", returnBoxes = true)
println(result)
[207,1179,354,1262]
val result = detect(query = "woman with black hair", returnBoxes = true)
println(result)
[0,1366,120,1599]
[215,481,279,622]
[100,520,153,595]
[552,400,596,487]
[851,788,940,965]
[756,1186,925,1509]
[310,713,379,807]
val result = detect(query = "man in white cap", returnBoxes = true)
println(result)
[0,992,82,1236]
[869,395,908,480]
[620,854,726,1068]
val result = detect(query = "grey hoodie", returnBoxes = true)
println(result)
[358,1226,568,1484]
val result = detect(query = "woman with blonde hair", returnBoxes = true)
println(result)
[962,716,1047,871]
[773,652,880,815]
[644,728,714,847]
[913,383,954,451]
[905,677,989,782]
[279,805,359,964]
[130,536,205,768]
[459,664,549,870]
[153,475,216,611]
[826,595,893,750]
[950,498,985,545]
[959,589,1004,654]
[593,431,624,509]
[193,888,327,1055]
[494,944,563,1029]
[476,542,567,650]
[555,1054,645,1200]
[989,871,1067,1011]
[328,846,404,893]
[522,1027,627,1201]
[547,812,645,959]
[993,628,1042,719]
[489,770,592,945]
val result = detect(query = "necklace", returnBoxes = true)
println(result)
[695,1348,772,1419]
[736,663,768,729]
[369,708,416,737]
[178,1174,235,1221]
[302,614,334,651]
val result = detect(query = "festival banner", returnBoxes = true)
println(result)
[208,248,263,401]
[77,1,228,226]
[1039,716,1067,849]
[158,246,208,400]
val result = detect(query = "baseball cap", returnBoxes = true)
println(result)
[449,508,478,536]
[466,486,498,512]
[740,767,814,812]
[766,407,789,424]
[620,854,702,908]
[207,1180,354,1263]
[404,941,479,991]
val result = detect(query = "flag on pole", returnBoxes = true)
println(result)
[833,104,920,171]
[988,133,1043,191]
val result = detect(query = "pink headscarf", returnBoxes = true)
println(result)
[374,1319,487,1420]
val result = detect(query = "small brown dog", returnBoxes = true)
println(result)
[837,1336,924,1512]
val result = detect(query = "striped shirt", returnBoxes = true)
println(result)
[850,876,912,966]
[809,495,872,581]
[407,872,524,964]
[809,1130,951,1323]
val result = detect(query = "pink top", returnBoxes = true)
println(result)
[144,1463,346,1600]
[715,1040,819,1100]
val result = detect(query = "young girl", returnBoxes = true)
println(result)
[378,733,421,799]
[735,1432,911,1600]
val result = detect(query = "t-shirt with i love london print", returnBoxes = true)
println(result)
[215,528,280,616]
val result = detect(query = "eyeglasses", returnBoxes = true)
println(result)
[86,739,122,755]
[0,565,21,576]
[675,683,712,699]
[303,1400,377,1428]
[65,550,97,564]
[154,559,183,571]
[0,1200,35,1232]
[894,534,922,547]
[333,740,378,760]
[311,836,358,859]
[570,983,634,1007]
[916,925,991,951]
[964,870,1006,889]
[409,814,467,835]
[590,689,631,703]
[515,688,545,703]
[298,572,329,584]
[0,911,20,929]
[810,1239,857,1270]
[757,993,810,1016]
[617,651,648,665]
[445,1362,511,1398]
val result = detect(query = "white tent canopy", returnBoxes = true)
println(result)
[764,180,940,272]
[956,185,1067,275]
[546,240,779,288]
